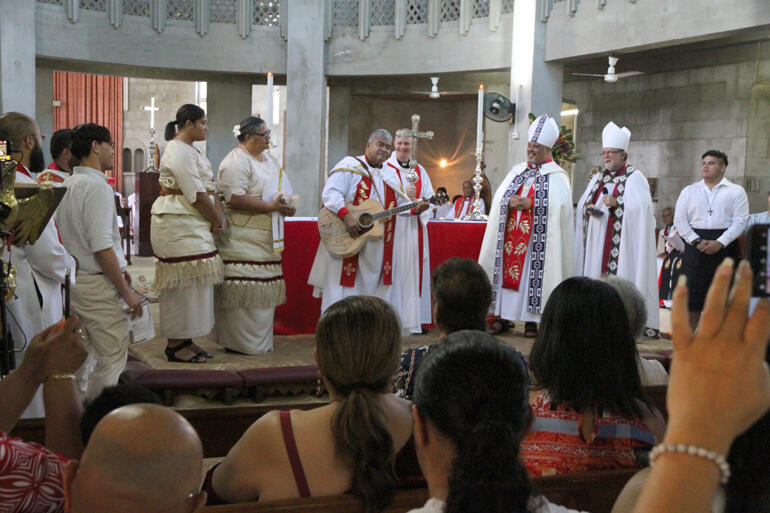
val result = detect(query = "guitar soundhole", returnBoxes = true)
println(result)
[358,213,373,229]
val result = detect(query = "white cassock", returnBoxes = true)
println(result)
[479,161,574,323]
[308,156,391,314]
[382,154,434,334]
[575,167,659,330]
[7,169,76,418]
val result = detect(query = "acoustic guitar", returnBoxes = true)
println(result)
[318,192,449,258]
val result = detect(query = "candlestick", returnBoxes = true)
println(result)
[266,72,274,131]
[476,84,484,152]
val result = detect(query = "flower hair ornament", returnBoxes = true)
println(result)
[232,124,241,138]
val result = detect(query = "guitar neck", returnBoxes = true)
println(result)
[371,201,419,221]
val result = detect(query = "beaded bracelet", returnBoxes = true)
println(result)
[44,373,77,383]
[649,443,731,485]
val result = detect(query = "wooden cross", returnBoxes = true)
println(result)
[142,97,159,130]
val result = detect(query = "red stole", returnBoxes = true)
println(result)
[339,172,397,288]
[37,170,66,184]
[16,163,31,178]
[591,164,627,275]
[502,183,536,290]
[386,162,425,294]
[454,197,471,218]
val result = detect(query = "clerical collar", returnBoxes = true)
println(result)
[527,158,552,170]
[397,159,409,168]
[364,156,382,169]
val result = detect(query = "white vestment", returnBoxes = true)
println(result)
[575,167,659,330]
[151,140,223,339]
[214,147,286,354]
[7,170,75,417]
[308,155,392,314]
[446,196,484,219]
[479,161,574,323]
[382,154,434,333]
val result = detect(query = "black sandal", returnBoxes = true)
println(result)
[185,339,213,359]
[524,322,538,338]
[165,340,207,363]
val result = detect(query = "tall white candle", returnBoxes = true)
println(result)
[476,84,484,151]
[266,72,274,131]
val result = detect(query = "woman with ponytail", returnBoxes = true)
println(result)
[410,331,583,513]
[151,104,226,363]
[204,296,414,510]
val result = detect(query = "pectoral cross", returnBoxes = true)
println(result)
[142,97,159,130]
[707,208,714,216]
[407,114,434,199]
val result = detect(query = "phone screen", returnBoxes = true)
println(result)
[747,224,770,297]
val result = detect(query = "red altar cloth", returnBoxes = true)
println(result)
[274,219,487,335]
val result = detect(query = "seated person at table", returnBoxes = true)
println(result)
[408,331,583,513]
[446,181,484,219]
[521,277,666,477]
[394,257,496,400]
[205,296,414,510]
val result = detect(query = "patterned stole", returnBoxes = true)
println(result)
[583,165,635,275]
[502,184,536,290]
[387,163,425,294]
[492,166,550,313]
[454,197,470,218]
[340,175,374,287]
[381,184,397,286]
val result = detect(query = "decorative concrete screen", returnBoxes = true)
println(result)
[473,0,489,18]
[440,0,461,22]
[168,0,193,21]
[124,0,150,16]
[370,0,395,26]
[334,0,359,27]
[80,0,106,10]
[407,0,428,24]
[253,0,280,26]
[211,0,237,23]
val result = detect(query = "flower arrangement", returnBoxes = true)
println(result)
[528,113,578,164]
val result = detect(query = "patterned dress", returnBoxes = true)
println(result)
[521,391,655,477]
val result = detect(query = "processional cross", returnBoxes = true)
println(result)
[406,114,434,199]
[141,97,160,171]
[142,97,159,130]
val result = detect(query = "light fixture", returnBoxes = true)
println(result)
[561,108,579,116]
[439,159,447,168]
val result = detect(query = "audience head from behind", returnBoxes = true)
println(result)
[63,403,206,513]
[166,104,207,142]
[530,276,649,419]
[51,128,77,172]
[431,257,492,335]
[70,123,114,173]
[79,383,162,445]
[315,295,403,512]
[0,112,46,174]
[601,275,647,341]
[411,331,533,513]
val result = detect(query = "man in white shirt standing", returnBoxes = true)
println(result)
[56,123,143,400]
[674,149,749,329]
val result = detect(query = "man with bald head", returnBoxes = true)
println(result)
[63,404,206,513]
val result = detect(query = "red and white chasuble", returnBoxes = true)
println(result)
[502,184,536,290]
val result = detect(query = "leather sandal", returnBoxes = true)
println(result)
[185,339,213,359]
[524,322,538,338]
[165,340,207,363]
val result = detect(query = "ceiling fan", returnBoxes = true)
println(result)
[410,77,466,99]
[572,56,644,83]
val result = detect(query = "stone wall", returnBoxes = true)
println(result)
[564,40,770,215]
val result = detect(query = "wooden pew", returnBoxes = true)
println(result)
[201,468,639,513]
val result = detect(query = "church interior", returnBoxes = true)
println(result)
[1,1,769,512]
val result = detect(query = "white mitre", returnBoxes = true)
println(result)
[528,114,559,147]
[602,122,631,151]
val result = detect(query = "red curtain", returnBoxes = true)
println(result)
[53,71,124,192]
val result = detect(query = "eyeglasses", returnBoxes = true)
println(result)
[254,130,271,138]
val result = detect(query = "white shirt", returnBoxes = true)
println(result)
[674,177,749,246]
[746,210,770,232]
[57,166,127,275]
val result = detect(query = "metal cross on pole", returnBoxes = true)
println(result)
[407,114,434,199]
[141,96,159,130]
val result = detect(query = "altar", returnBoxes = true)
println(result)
[274,218,487,335]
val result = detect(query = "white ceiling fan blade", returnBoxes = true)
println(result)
[615,71,645,79]
[572,73,606,78]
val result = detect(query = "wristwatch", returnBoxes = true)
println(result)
[692,237,703,246]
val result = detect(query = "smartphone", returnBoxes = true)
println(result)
[746,224,769,297]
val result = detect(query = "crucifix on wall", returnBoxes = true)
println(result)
[141,96,159,130]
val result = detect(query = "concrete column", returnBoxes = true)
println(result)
[508,1,563,167]
[0,0,36,116]
[205,76,252,175]
[285,0,327,217]
[327,86,351,171]
[35,68,54,163]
